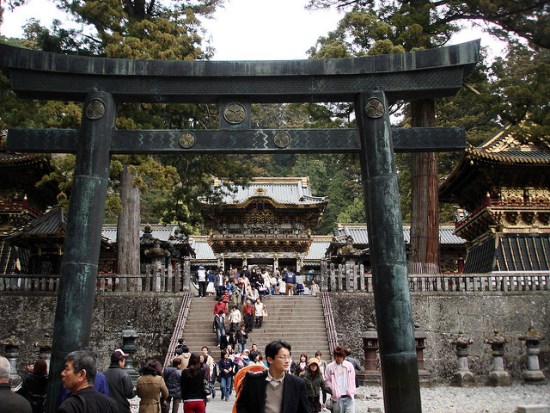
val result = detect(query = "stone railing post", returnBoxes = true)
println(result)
[361,322,381,384]
[182,258,191,291]
[518,325,546,384]
[484,329,512,386]
[320,259,328,291]
[450,331,475,387]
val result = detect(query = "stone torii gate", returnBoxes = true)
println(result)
[0,40,479,413]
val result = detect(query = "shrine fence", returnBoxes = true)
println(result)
[0,266,547,293]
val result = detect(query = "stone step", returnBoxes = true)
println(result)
[181,295,330,360]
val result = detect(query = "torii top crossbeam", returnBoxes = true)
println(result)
[0,41,479,104]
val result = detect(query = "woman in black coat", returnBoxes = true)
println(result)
[17,358,48,413]
[180,353,207,413]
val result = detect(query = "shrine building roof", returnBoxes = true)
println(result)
[0,152,48,168]
[6,206,66,241]
[332,223,465,246]
[439,124,550,208]
[204,177,327,207]
[464,233,550,273]
[102,225,180,243]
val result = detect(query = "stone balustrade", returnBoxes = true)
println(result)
[323,265,549,293]
[1,268,548,294]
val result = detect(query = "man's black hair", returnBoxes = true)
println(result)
[265,340,291,361]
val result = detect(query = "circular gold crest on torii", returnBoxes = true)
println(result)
[273,132,290,149]
[179,132,196,148]
[85,98,106,120]
[364,98,385,119]
[223,102,247,124]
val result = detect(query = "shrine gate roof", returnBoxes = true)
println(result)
[206,177,326,207]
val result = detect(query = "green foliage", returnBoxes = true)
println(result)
[1,0,259,235]
[306,0,550,49]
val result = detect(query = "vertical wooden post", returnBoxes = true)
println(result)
[355,90,422,413]
[409,99,440,274]
[45,91,115,413]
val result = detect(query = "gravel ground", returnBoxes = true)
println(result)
[130,382,550,413]
[355,383,550,413]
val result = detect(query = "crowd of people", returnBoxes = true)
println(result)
[0,266,348,413]
[0,341,361,413]
[196,265,321,301]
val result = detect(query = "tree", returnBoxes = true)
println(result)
[1,1,259,278]
[304,0,548,273]
[306,0,550,49]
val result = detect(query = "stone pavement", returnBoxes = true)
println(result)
[130,382,550,413]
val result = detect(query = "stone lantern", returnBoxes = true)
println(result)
[484,329,511,386]
[361,322,381,384]
[2,335,22,387]
[414,324,432,384]
[518,325,546,384]
[450,331,475,387]
[121,321,139,381]
[145,239,170,292]
[34,332,53,372]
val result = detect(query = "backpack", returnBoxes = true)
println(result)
[231,364,267,413]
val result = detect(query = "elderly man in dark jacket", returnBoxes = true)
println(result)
[102,349,135,413]
[0,356,32,413]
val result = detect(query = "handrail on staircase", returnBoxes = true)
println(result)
[320,292,338,356]
[164,291,193,367]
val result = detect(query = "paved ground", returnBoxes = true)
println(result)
[130,382,550,413]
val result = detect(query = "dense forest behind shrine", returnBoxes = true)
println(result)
[0,0,547,236]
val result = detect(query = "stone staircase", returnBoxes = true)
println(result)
[181,295,331,360]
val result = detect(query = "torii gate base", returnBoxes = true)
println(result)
[0,41,480,413]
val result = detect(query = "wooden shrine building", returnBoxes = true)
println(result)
[0,133,58,273]
[439,124,550,272]
[326,223,467,273]
[199,177,327,271]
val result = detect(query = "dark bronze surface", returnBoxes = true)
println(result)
[44,91,115,413]
[0,41,479,103]
[7,127,465,153]
[356,90,422,412]
[0,41,481,413]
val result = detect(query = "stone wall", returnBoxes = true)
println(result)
[329,291,550,383]
[0,291,548,384]
[0,293,182,376]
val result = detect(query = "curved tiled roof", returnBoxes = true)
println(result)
[439,125,550,205]
[5,206,66,241]
[463,124,549,165]
[464,144,550,165]
[189,236,217,261]
[102,225,182,243]
[333,223,466,245]
[206,177,327,206]
[0,152,48,168]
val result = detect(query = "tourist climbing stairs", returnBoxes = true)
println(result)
[173,294,332,361]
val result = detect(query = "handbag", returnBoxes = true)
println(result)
[203,377,212,396]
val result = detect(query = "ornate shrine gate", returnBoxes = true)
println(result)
[0,41,479,413]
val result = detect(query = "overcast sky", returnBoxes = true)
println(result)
[1,0,497,61]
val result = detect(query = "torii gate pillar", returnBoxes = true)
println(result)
[46,91,115,411]
[356,90,421,412]
[0,40,480,413]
